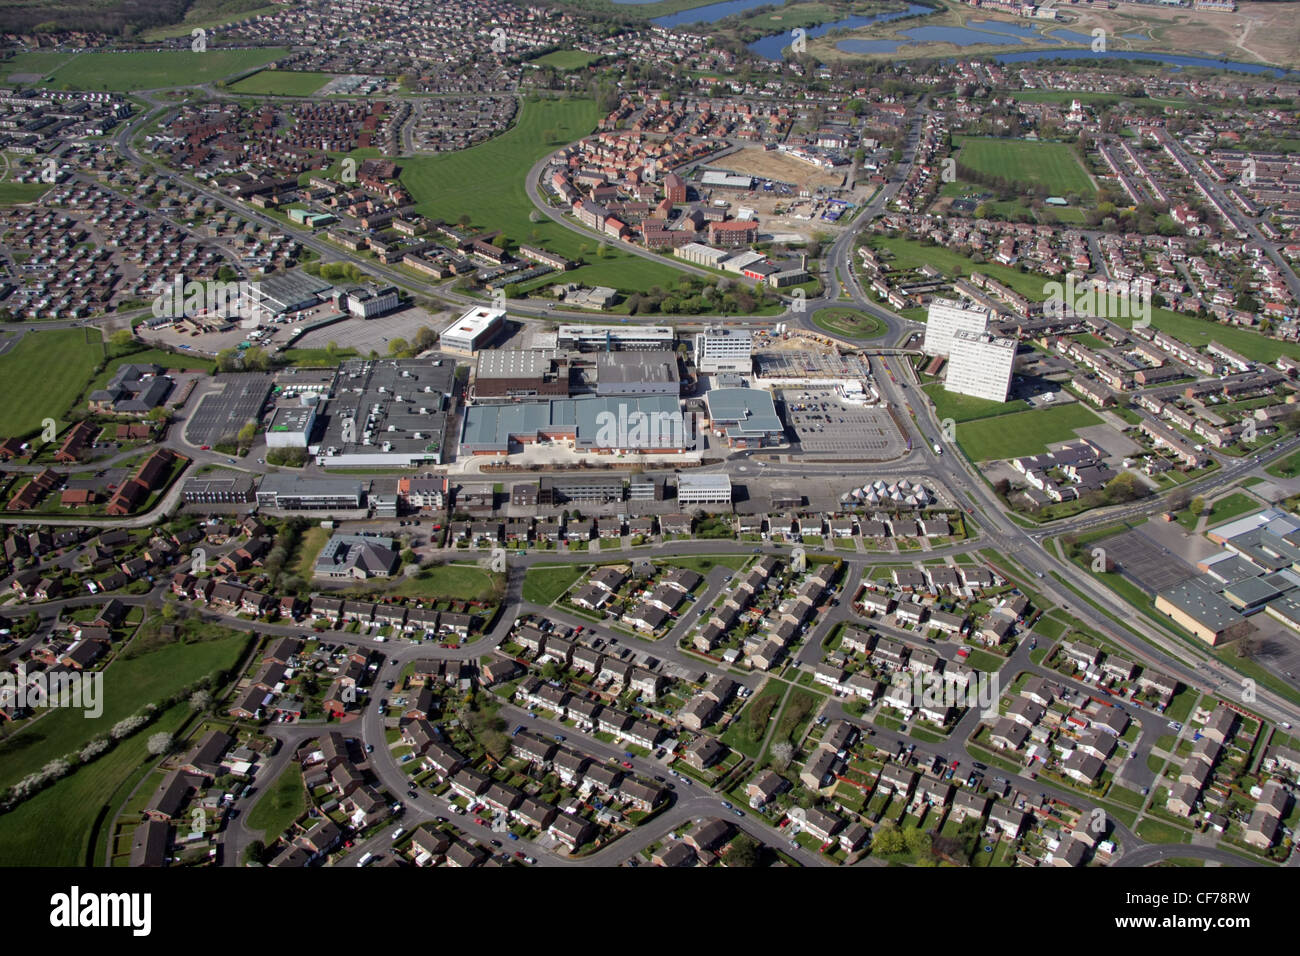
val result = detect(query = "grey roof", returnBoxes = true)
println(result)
[704,387,783,438]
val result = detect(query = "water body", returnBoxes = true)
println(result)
[748,3,928,59]
[651,0,782,28]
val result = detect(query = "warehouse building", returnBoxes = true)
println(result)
[595,351,680,397]
[472,349,570,402]
[459,395,691,455]
[265,405,316,449]
[556,324,674,352]
[440,306,505,355]
[255,271,334,317]
[316,359,456,468]
[704,387,784,448]
[181,472,256,505]
[255,474,366,511]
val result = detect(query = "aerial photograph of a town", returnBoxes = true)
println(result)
[0,0,1296,926]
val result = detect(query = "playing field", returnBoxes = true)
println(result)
[400,97,685,294]
[0,181,51,205]
[1115,307,1300,363]
[811,307,885,339]
[923,382,1029,423]
[228,69,335,96]
[954,136,1096,199]
[0,328,104,437]
[528,50,604,69]
[956,403,1103,461]
[8,48,287,91]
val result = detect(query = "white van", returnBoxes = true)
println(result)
[357,852,375,867]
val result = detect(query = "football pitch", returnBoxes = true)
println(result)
[954,136,1096,199]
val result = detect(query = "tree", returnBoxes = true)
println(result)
[109,329,135,350]
[1190,495,1208,517]
[190,690,213,712]
[243,840,266,866]
[146,732,174,756]
[873,822,905,854]
[1168,489,1190,513]
[728,834,762,867]
[237,421,257,445]
[388,337,409,357]
[769,740,794,772]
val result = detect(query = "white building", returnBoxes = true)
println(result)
[923,297,990,358]
[265,405,316,448]
[944,330,1017,403]
[346,284,400,319]
[440,307,505,354]
[694,327,752,374]
[677,473,732,506]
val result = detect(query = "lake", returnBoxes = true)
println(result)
[748,3,929,59]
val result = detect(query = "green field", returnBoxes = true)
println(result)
[873,236,1300,364]
[954,136,1096,199]
[956,403,1103,461]
[228,69,335,96]
[923,382,1029,423]
[399,97,685,294]
[7,48,287,91]
[1266,449,1300,479]
[0,703,191,866]
[528,50,604,70]
[811,307,885,339]
[0,328,104,437]
[141,0,283,40]
[1200,492,1263,530]
[391,564,501,602]
[246,764,306,840]
[1115,309,1300,363]
[522,564,586,605]
[0,631,250,793]
[0,182,52,205]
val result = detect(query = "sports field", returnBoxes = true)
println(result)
[6,48,286,91]
[811,307,885,339]
[954,136,1096,199]
[1115,308,1300,363]
[400,97,685,294]
[956,403,1103,461]
[228,69,335,96]
[923,382,1029,423]
[0,182,51,205]
[528,50,604,69]
[0,328,104,437]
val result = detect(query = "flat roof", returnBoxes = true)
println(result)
[596,350,679,385]
[442,307,505,339]
[1157,579,1245,633]
[475,349,551,380]
[269,405,315,432]
[678,473,731,490]
[705,387,782,435]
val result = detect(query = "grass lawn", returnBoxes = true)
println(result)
[956,403,1103,461]
[954,136,1096,199]
[0,703,191,866]
[1266,449,1300,479]
[291,525,332,578]
[0,181,52,205]
[1202,492,1262,530]
[228,69,335,96]
[1113,309,1300,363]
[25,48,288,91]
[0,327,104,437]
[527,50,604,69]
[0,631,251,792]
[658,554,750,574]
[522,563,586,605]
[391,564,501,602]
[811,307,885,339]
[1135,817,1192,845]
[399,97,684,295]
[246,763,306,840]
[868,236,1051,303]
[923,381,1029,423]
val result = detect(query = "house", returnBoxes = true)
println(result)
[143,771,198,822]
[800,747,840,790]
[801,807,844,843]
[548,814,597,851]
[746,769,790,808]
[652,840,697,868]
[987,802,1028,837]
[178,730,233,779]
[683,735,728,771]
